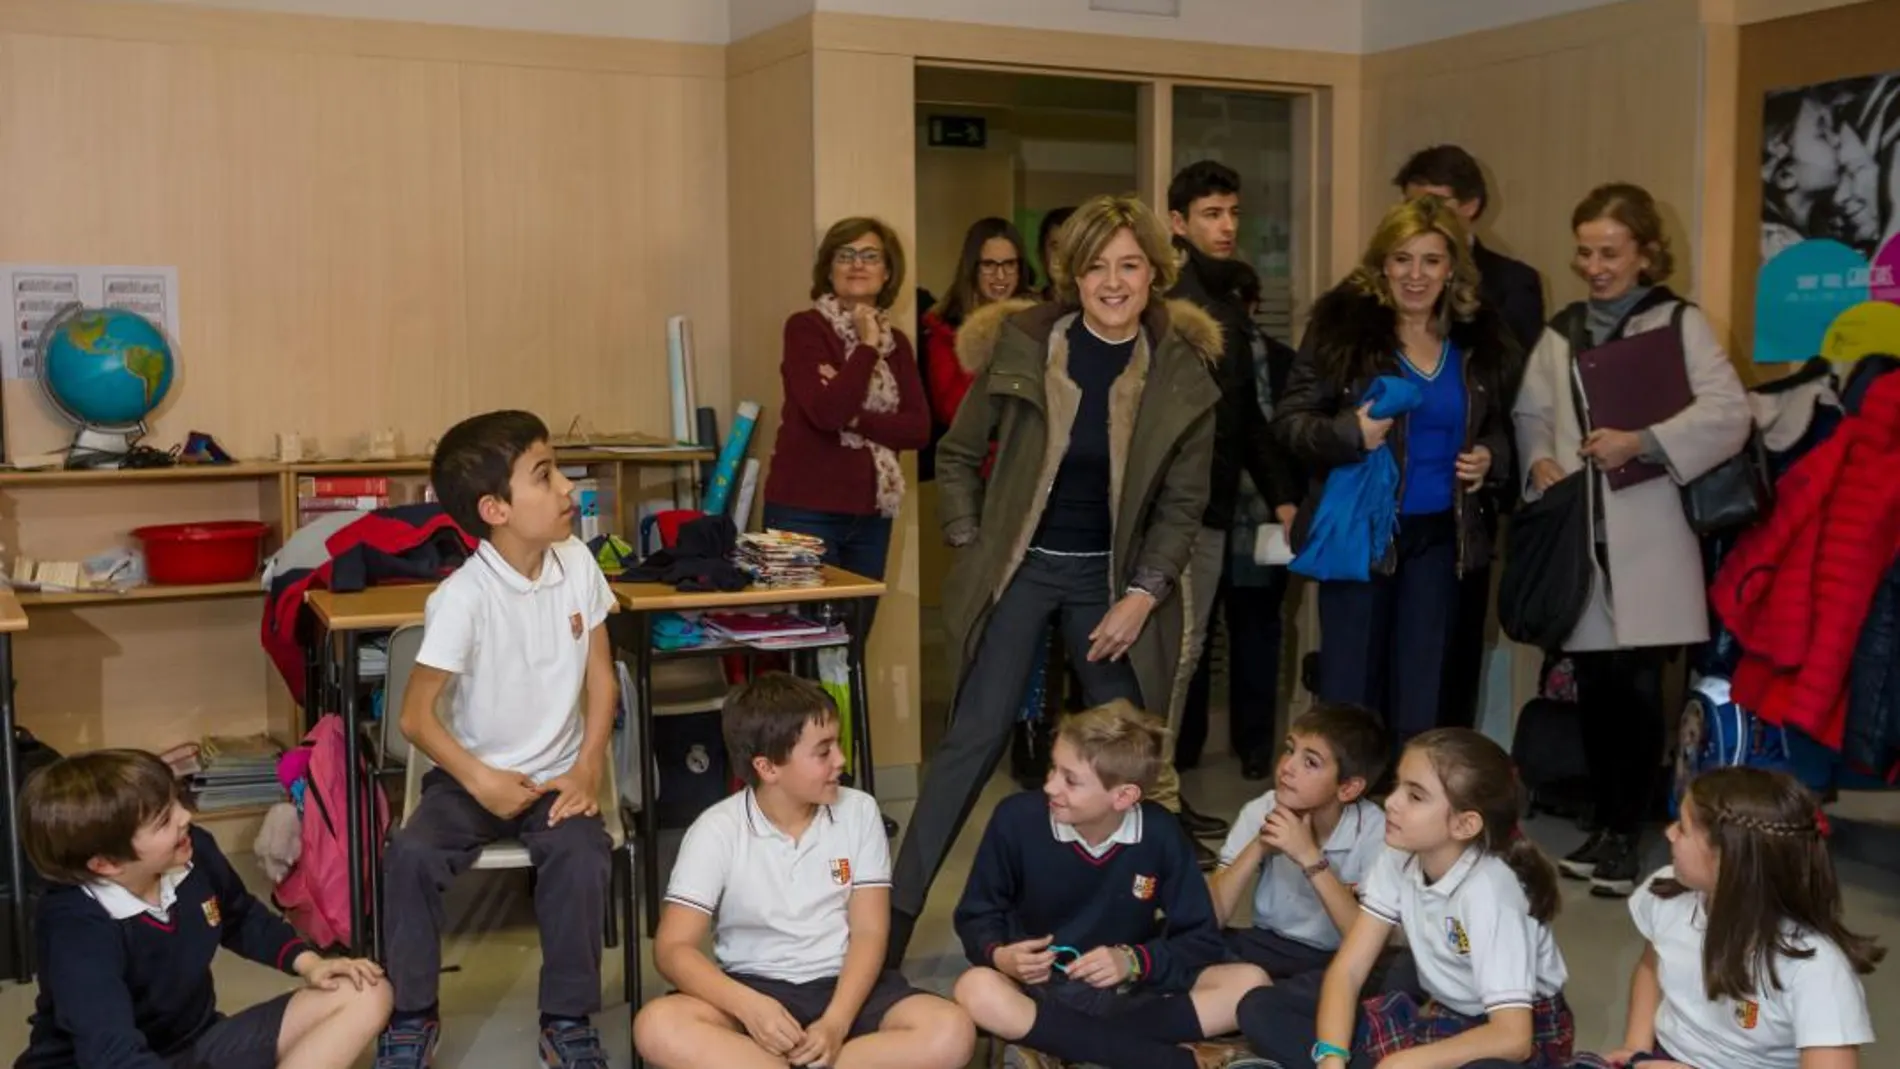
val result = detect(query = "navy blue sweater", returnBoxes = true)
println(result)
[17,827,313,1069]
[953,792,1223,993]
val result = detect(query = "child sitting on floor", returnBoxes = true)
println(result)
[1208,703,1388,982]
[951,699,1273,1069]
[1238,728,1573,1068]
[633,673,973,1069]
[1590,767,1880,1069]
[16,749,389,1069]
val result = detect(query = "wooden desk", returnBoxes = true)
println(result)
[302,568,889,947]
[302,584,436,957]
[0,588,27,981]
[612,567,886,935]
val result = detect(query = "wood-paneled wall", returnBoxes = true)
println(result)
[727,25,928,770]
[0,0,731,462]
[1361,0,1706,316]
[0,0,729,765]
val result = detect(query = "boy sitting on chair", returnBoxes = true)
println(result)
[16,749,389,1069]
[952,700,1273,1069]
[376,409,619,1069]
[634,673,974,1069]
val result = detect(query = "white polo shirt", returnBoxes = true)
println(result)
[1218,793,1386,951]
[664,786,891,984]
[1359,846,1567,1018]
[1632,866,1874,1069]
[417,537,614,785]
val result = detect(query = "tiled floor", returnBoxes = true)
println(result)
[4,762,1898,1068]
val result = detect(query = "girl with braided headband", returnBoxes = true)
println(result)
[1599,767,1884,1069]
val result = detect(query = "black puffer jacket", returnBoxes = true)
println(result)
[1168,241,1303,527]
[1274,283,1519,576]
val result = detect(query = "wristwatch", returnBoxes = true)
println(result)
[1302,857,1331,879]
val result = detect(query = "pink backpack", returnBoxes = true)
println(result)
[274,714,389,949]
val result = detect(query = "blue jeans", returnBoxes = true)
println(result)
[1317,510,1459,753]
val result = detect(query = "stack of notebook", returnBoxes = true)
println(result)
[188,733,289,812]
[736,530,827,589]
[703,612,835,647]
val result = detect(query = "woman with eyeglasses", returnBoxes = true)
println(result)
[761,217,929,597]
[921,218,1039,441]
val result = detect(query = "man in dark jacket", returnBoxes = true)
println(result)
[1163,161,1304,864]
[1393,145,1541,733]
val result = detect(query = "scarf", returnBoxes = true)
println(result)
[814,294,905,518]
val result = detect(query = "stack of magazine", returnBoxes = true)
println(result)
[703,611,839,648]
[185,734,289,812]
[736,530,826,589]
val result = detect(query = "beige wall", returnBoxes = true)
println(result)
[1361,0,1707,315]
[0,0,732,463]
[0,0,730,795]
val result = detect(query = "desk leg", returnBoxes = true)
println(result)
[635,612,660,938]
[846,599,874,799]
[339,630,369,959]
[0,634,28,982]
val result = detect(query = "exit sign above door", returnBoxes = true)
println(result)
[927,115,987,149]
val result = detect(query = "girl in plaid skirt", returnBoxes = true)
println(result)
[1237,728,1575,1068]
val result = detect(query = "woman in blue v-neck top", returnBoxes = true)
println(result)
[1274,196,1520,752]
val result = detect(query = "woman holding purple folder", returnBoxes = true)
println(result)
[1511,182,1751,899]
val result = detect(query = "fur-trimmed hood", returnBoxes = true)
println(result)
[954,296,1224,374]
[1306,282,1514,386]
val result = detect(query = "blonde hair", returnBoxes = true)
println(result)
[1056,699,1167,793]
[1350,195,1481,332]
[1048,194,1178,308]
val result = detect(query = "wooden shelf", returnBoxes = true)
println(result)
[0,462,282,488]
[17,581,264,606]
[0,448,711,488]
[193,803,279,821]
[286,447,711,475]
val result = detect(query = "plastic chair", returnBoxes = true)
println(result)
[381,624,641,1010]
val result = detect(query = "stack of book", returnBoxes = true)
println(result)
[297,475,390,524]
[186,734,288,812]
[736,530,826,589]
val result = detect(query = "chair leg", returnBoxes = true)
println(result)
[622,848,639,1008]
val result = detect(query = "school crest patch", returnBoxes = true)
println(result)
[1734,999,1760,1030]
[1444,917,1470,955]
[830,858,852,886]
[1131,874,1156,901]
[201,898,221,928]
[570,612,584,639]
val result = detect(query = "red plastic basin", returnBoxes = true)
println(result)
[131,521,271,585]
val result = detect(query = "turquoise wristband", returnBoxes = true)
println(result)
[1311,1040,1350,1064]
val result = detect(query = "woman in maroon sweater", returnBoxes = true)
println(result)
[761,216,930,596]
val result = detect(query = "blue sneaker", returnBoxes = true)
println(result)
[539,1019,609,1069]
[373,1019,439,1069]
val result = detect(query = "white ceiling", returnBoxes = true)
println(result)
[127,0,1635,53]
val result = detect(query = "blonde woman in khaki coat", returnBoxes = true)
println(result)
[1512,183,1751,899]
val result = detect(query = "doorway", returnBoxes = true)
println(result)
[912,68,1141,755]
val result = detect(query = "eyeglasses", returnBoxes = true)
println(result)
[978,258,1021,275]
[833,248,886,267]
